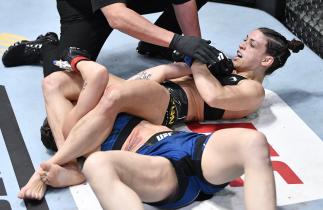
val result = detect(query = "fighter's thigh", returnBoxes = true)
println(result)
[201,128,266,184]
[43,71,84,101]
[85,151,177,202]
[108,73,125,85]
[104,80,170,124]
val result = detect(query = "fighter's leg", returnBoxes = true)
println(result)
[38,64,123,188]
[60,60,125,138]
[83,151,178,210]
[19,1,112,200]
[42,0,112,143]
[18,167,47,200]
[46,80,170,166]
[20,66,112,199]
[107,80,170,124]
[18,161,86,200]
[42,71,83,148]
[39,162,85,188]
[18,72,83,200]
[41,63,119,175]
[201,128,276,210]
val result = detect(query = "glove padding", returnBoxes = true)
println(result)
[60,47,91,72]
[170,34,221,65]
[172,47,233,77]
[207,50,234,77]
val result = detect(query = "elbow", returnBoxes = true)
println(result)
[103,8,124,30]
[107,14,122,30]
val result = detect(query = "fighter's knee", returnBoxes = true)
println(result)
[83,151,107,177]
[97,85,123,113]
[42,71,65,95]
[244,131,270,161]
[87,66,109,86]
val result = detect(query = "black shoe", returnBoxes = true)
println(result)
[2,32,59,67]
[136,41,174,61]
[40,118,58,152]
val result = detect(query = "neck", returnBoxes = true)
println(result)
[235,69,265,83]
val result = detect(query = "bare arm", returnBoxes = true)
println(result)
[128,62,192,83]
[101,3,174,47]
[191,61,265,111]
[102,2,223,66]
[173,0,201,37]
[62,61,109,137]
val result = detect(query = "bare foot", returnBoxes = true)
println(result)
[39,162,85,188]
[18,169,47,200]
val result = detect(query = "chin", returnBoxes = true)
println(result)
[233,59,242,69]
[235,65,249,73]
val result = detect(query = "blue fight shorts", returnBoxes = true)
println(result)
[100,113,142,151]
[137,131,228,209]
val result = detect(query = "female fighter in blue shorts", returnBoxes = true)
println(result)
[35,113,276,210]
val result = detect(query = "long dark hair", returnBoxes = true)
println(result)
[258,27,304,75]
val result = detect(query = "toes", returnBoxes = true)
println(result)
[40,162,50,171]
[17,191,24,199]
[39,169,47,176]
[18,186,27,199]
[41,176,48,184]
[34,191,42,200]
[17,176,47,200]
[24,189,32,199]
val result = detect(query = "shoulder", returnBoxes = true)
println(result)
[238,79,265,97]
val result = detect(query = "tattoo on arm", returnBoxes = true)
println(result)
[134,71,152,80]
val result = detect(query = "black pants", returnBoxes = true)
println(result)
[42,0,208,76]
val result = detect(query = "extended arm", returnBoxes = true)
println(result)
[101,3,222,65]
[128,62,192,83]
[173,0,201,37]
[190,61,265,111]
[102,3,173,47]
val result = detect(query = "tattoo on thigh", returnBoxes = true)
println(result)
[135,71,152,80]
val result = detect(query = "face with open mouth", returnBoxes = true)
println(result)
[233,29,270,73]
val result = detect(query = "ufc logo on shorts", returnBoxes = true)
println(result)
[156,132,173,141]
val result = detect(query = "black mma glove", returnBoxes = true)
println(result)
[169,34,219,65]
[60,47,91,72]
[172,50,193,66]
[172,44,233,77]
[172,50,185,62]
[207,49,234,77]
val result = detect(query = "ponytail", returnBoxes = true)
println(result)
[258,27,304,75]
